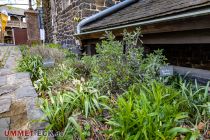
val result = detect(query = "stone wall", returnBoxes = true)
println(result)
[43,0,53,43]
[43,0,122,45]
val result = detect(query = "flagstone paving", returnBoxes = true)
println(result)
[0,46,46,140]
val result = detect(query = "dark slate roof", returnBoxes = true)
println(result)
[81,0,210,32]
[0,6,25,16]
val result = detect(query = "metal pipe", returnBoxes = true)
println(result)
[77,0,138,34]
[75,8,210,36]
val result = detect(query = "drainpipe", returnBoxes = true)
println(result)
[77,0,138,34]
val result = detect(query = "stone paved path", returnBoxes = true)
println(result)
[0,46,46,140]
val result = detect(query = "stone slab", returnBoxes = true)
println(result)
[26,98,48,130]
[19,80,33,87]
[0,128,8,140]
[0,69,12,76]
[7,74,16,85]
[0,118,10,140]
[0,76,6,87]
[16,73,30,79]
[0,85,17,96]
[0,117,10,128]
[16,86,37,99]
[26,98,45,121]
[0,98,12,114]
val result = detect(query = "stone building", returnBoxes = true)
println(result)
[43,0,122,46]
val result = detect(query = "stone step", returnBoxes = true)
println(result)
[0,76,6,87]
[0,69,13,77]
[0,118,10,140]
[0,73,32,87]
[0,46,47,139]
[0,98,12,114]
[0,84,18,96]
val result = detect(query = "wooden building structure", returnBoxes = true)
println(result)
[75,0,210,70]
[0,6,27,45]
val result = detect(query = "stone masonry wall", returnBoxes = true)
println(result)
[43,0,122,45]
[43,0,53,43]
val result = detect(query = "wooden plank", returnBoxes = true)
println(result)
[143,29,210,44]
[141,15,210,34]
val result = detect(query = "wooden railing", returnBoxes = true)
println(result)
[7,21,27,28]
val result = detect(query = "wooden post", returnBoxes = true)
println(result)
[29,0,33,10]
[1,30,4,44]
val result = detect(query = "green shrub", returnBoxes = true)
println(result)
[30,45,65,63]
[107,81,188,140]
[47,60,75,84]
[19,45,30,57]
[179,81,210,131]
[46,43,61,49]
[141,49,167,82]
[39,91,84,139]
[82,30,166,95]
[40,91,73,131]
[17,55,43,81]
[34,68,53,93]
[67,80,110,118]
[70,59,91,78]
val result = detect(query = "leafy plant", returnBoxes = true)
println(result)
[107,81,188,140]
[40,91,74,131]
[82,122,91,138]
[46,43,61,49]
[178,80,210,139]
[179,81,209,122]
[83,30,166,95]
[19,45,30,57]
[39,91,85,139]
[168,127,201,140]
[141,49,167,82]
[34,68,53,93]
[17,55,43,81]
[30,45,65,63]
[48,61,75,85]
[89,31,140,94]
[67,80,110,118]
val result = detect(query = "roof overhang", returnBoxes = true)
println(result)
[75,8,210,40]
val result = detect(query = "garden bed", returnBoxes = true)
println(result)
[17,30,210,140]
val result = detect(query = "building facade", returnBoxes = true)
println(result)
[0,6,27,45]
[75,0,210,70]
[43,0,122,46]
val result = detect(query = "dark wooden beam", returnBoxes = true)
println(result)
[141,15,210,34]
[29,0,33,10]
[143,29,210,44]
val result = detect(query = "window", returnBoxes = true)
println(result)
[22,18,26,22]
[8,16,11,21]
[62,0,70,10]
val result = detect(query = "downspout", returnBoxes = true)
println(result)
[77,0,138,34]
